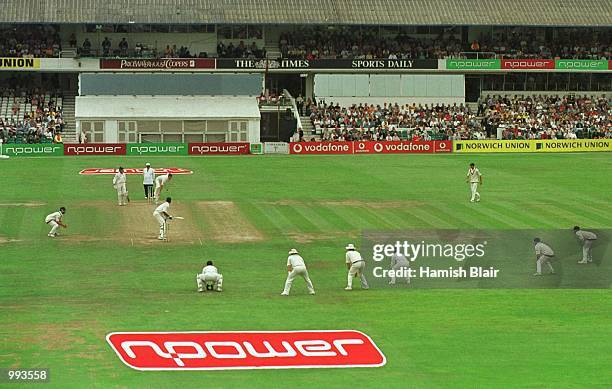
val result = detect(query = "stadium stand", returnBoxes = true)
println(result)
[0,88,65,144]
[0,25,61,58]
[279,27,610,60]
[306,94,611,141]
[0,1,609,26]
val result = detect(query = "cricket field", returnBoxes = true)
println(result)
[1,153,611,387]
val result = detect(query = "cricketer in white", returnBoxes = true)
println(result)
[44,207,66,237]
[196,260,223,292]
[345,244,369,291]
[466,162,483,202]
[281,248,315,296]
[152,197,173,240]
[574,226,597,264]
[154,173,172,204]
[112,167,128,206]
[533,238,555,276]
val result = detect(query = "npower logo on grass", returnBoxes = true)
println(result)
[107,331,386,370]
[2,144,63,157]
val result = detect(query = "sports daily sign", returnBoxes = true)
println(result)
[107,330,386,370]
[217,58,438,70]
[126,143,188,156]
[2,144,63,157]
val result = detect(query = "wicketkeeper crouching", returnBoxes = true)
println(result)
[196,260,223,292]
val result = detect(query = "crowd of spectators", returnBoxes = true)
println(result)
[280,27,610,60]
[217,41,266,59]
[305,94,611,141]
[481,95,611,139]
[0,87,65,144]
[306,101,476,141]
[280,28,462,60]
[0,24,608,60]
[0,25,61,58]
[472,28,610,59]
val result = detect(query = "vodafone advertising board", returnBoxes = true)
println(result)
[290,141,452,155]
[290,142,354,155]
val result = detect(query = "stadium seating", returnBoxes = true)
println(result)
[306,95,611,141]
[0,89,64,144]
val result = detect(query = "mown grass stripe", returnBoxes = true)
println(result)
[402,205,457,229]
[475,203,535,228]
[250,203,297,232]
[424,203,481,229]
[489,201,559,229]
[540,203,605,227]
[290,204,337,231]
[455,203,519,228]
[276,204,321,233]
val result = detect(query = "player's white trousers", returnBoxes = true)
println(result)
[470,182,480,201]
[347,261,369,289]
[154,185,162,202]
[536,255,554,274]
[153,212,166,238]
[47,220,59,235]
[390,262,411,284]
[283,266,315,295]
[116,183,127,205]
[197,273,223,291]
[582,240,594,261]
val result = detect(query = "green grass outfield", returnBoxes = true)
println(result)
[1,153,611,388]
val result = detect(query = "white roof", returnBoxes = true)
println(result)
[76,95,260,120]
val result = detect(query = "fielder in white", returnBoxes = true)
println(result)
[389,250,411,284]
[533,238,555,276]
[112,167,128,206]
[154,173,173,204]
[573,226,597,264]
[143,163,155,200]
[152,197,173,240]
[196,260,223,292]
[281,248,315,296]
[45,207,67,237]
[466,162,483,202]
[345,244,369,291]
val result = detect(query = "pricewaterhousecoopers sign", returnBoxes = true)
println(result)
[217,59,438,70]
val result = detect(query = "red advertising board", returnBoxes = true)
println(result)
[188,142,250,155]
[434,140,452,152]
[501,59,554,70]
[64,143,126,156]
[354,140,436,154]
[100,58,215,70]
[289,142,354,155]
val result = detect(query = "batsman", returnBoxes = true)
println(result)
[152,197,173,240]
